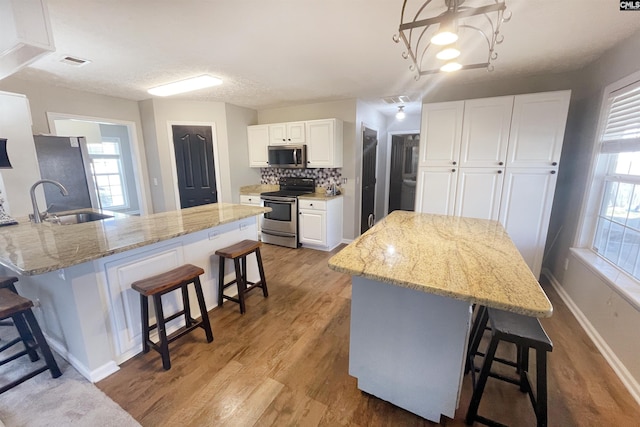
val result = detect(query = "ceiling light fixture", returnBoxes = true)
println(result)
[147,75,223,97]
[393,0,511,78]
[396,106,406,121]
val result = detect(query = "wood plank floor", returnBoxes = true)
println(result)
[97,244,640,426]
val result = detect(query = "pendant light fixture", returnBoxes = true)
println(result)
[396,106,406,121]
[393,0,511,78]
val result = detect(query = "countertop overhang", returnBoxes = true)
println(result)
[328,211,552,318]
[0,203,270,276]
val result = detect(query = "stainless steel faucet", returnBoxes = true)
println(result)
[30,179,69,223]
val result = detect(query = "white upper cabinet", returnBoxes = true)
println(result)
[306,118,343,168]
[247,125,270,168]
[460,96,513,168]
[418,101,464,167]
[269,121,306,145]
[506,91,571,168]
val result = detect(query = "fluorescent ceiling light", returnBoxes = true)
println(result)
[148,75,222,96]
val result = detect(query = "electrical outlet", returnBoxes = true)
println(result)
[208,230,219,240]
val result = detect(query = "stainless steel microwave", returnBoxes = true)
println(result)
[267,145,307,168]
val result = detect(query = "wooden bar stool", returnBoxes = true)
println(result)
[131,264,213,370]
[216,240,268,314]
[0,288,62,394]
[465,308,553,427]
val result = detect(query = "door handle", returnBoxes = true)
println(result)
[367,214,375,228]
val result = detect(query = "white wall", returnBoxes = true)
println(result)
[225,103,261,203]
[542,28,640,401]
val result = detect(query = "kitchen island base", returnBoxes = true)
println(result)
[350,276,472,423]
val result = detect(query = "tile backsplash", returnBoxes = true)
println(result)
[261,168,342,189]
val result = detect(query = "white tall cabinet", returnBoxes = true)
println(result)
[415,90,571,278]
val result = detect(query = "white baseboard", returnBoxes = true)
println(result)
[45,333,120,383]
[542,268,640,406]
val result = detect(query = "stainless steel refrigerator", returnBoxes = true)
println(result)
[33,135,99,212]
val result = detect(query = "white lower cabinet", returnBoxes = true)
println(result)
[240,194,262,234]
[499,167,558,278]
[298,197,343,250]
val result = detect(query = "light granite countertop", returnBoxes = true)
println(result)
[328,211,552,318]
[0,203,270,276]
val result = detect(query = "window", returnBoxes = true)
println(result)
[590,80,640,279]
[86,138,129,209]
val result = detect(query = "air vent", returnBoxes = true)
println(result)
[382,95,413,104]
[59,56,91,67]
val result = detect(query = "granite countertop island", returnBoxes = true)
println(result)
[0,202,269,383]
[0,203,270,276]
[328,210,552,423]
[329,210,552,317]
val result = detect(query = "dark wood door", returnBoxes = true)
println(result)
[172,125,217,208]
[361,126,377,234]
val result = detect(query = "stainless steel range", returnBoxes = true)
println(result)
[260,177,315,248]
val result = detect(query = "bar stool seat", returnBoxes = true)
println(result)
[131,264,213,370]
[0,288,62,394]
[465,308,553,427]
[215,240,268,314]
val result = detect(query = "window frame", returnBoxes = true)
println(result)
[577,69,640,281]
[86,136,130,210]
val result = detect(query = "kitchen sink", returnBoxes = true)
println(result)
[45,211,114,225]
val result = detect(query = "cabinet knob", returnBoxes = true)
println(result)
[497,170,503,174]
[498,161,504,166]
[452,161,457,165]
[287,138,291,141]
[451,169,456,172]
[552,162,558,166]
[307,161,310,163]
[550,170,556,174]
[310,203,313,207]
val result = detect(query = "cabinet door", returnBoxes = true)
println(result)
[287,122,306,144]
[506,91,570,168]
[418,101,464,167]
[454,168,505,221]
[460,96,512,168]
[269,123,288,145]
[299,209,326,246]
[499,167,558,279]
[415,166,457,215]
[247,125,270,167]
[306,119,335,168]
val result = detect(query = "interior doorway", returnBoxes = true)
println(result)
[388,133,420,213]
[171,125,218,208]
[47,113,148,215]
[361,126,378,234]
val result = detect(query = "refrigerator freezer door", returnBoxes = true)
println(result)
[33,135,97,212]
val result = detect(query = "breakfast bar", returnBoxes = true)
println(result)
[328,211,553,423]
[0,203,269,382]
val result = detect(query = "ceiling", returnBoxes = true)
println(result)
[12,0,640,117]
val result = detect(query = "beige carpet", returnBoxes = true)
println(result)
[0,325,140,426]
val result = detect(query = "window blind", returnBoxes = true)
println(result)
[601,80,640,153]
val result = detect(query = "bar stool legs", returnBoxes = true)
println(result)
[216,240,268,314]
[132,264,214,370]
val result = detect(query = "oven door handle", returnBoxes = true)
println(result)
[261,230,295,238]
[261,196,297,203]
